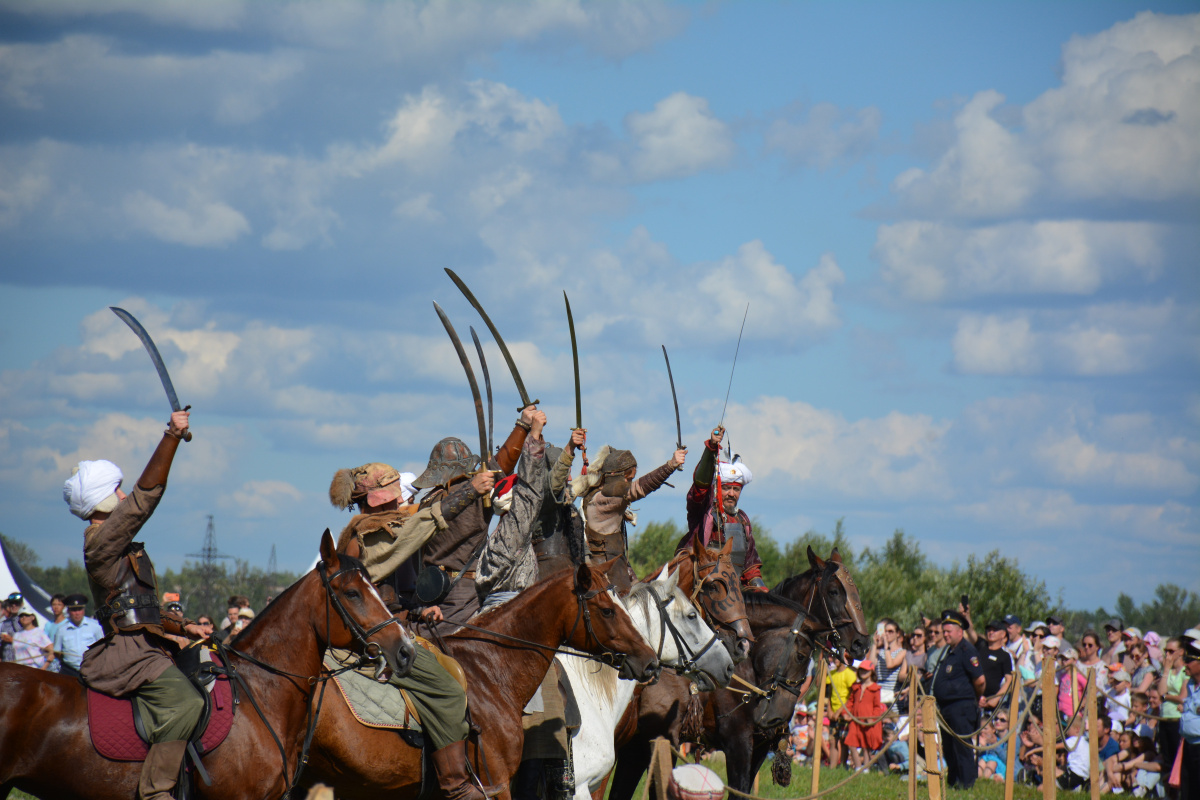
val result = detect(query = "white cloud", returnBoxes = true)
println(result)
[722,397,952,501]
[892,90,1038,217]
[891,13,1200,217]
[765,102,882,169]
[626,92,736,181]
[227,480,304,518]
[875,219,1166,302]
[123,191,250,247]
[1035,433,1198,494]
[952,301,1196,377]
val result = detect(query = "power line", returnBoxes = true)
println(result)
[185,515,233,618]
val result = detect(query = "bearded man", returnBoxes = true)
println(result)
[63,410,205,800]
[674,426,766,590]
[571,442,685,592]
[329,460,500,800]
[414,406,535,630]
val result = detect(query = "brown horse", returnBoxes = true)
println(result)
[299,557,661,800]
[665,534,754,662]
[605,548,873,799]
[0,530,411,800]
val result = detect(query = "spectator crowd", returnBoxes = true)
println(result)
[781,608,1200,799]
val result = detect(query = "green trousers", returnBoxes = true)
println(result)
[390,645,469,750]
[132,665,206,743]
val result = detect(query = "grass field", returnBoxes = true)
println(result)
[9,756,1048,799]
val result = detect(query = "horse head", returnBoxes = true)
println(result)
[802,546,871,662]
[676,534,753,663]
[316,529,415,681]
[633,564,735,692]
[567,558,660,682]
[748,623,813,730]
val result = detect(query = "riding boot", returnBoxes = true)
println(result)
[138,739,188,800]
[431,740,488,800]
[544,735,576,800]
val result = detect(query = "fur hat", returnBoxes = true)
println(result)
[330,463,404,510]
[571,445,611,497]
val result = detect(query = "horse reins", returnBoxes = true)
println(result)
[641,582,723,685]
[215,560,405,798]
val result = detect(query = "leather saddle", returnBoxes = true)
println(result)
[86,644,235,763]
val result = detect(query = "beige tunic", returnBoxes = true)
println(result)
[339,502,454,585]
[80,484,176,697]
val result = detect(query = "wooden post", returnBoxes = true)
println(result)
[642,738,672,800]
[908,670,919,800]
[1004,673,1021,800]
[1087,672,1100,800]
[810,656,829,796]
[922,694,942,800]
[1042,662,1057,800]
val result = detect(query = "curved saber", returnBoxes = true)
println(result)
[444,268,539,411]
[564,292,582,431]
[110,307,192,442]
[470,326,494,458]
[662,345,683,456]
[433,303,490,486]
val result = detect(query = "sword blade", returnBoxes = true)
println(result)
[662,345,683,451]
[564,291,582,430]
[433,302,489,469]
[444,268,538,411]
[719,302,750,429]
[111,307,183,411]
[470,326,494,458]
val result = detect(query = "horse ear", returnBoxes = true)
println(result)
[719,537,734,556]
[830,547,843,564]
[320,528,339,569]
[656,563,670,583]
[692,531,705,558]
[807,545,825,570]
[575,561,593,593]
[663,566,680,595]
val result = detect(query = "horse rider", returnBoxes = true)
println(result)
[330,460,500,800]
[674,426,768,591]
[413,406,536,630]
[570,441,686,592]
[62,410,205,800]
[475,425,584,800]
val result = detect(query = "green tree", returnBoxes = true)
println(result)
[773,518,858,586]
[1,533,40,571]
[627,520,685,579]
[1095,584,1200,638]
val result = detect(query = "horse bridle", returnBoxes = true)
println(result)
[563,581,632,673]
[216,558,406,797]
[642,582,722,685]
[317,560,406,666]
[689,555,749,639]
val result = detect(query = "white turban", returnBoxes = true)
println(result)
[398,472,418,503]
[63,460,124,519]
[718,460,753,487]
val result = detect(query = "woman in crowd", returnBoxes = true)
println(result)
[875,617,907,706]
[196,615,216,640]
[1077,629,1109,693]
[1156,636,1186,790]
[12,605,54,669]
[906,625,928,672]
[1127,642,1157,695]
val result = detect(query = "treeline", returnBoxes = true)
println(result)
[627,519,1198,638]
[2,533,299,622]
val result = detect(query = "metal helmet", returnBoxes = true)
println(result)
[412,437,479,490]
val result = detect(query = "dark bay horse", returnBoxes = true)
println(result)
[0,530,411,800]
[665,535,753,662]
[605,548,873,798]
[299,558,661,800]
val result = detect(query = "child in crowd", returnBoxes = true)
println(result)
[1057,647,1088,718]
[1055,717,1090,790]
[977,724,1007,783]
[1107,669,1133,730]
[1106,730,1135,791]
[1126,692,1155,739]
[843,659,884,772]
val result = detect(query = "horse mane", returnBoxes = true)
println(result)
[744,591,806,615]
[233,554,368,641]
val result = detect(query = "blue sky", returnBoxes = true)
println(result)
[1,1,1196,610]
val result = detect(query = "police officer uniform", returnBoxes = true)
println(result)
[931,610,985,789]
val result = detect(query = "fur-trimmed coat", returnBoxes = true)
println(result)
[337,504,449,584]
[475,437,546,600]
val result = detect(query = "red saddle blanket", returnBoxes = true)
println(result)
[87,657,235,762]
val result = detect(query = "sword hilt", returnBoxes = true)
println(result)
[517,398,540,412]
[180,405,192,443]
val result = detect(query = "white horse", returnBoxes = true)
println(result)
[561,564,735,798]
